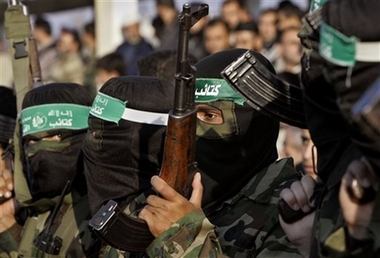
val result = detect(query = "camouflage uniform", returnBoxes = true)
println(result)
[147,158,302,257]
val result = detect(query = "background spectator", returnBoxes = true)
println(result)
[277,26,303,84]
[221,0,252,31]
[257,8,284,72]
[203,18,231,55]
[276,0,304,31]
[153,0,179,50]
[233,21,262,51]
[45,27,84,85]
[95,53,125,91]
[81,21,97,96]
[138,49,197,86]
[189,14,209,61]
[115,14,154,76]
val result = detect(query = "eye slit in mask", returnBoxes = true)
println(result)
[26,134,62,147]
[196,104,224,125]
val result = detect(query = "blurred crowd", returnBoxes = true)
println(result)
[0,0,310,177]
[1,0,305,92]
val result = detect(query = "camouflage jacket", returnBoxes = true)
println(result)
[310,175,380,258]
[147,158,302,257]
[0,193,100,258]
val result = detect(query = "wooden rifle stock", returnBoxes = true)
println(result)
[159,112,197,197]
[159,3,208,197]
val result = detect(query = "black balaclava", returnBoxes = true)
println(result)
[83,76,175,214]
[21,83,92,202]
[0,86,17,148]
[194,49,280,213]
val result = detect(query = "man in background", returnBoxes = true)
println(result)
[45,27,84,85]
[116,14,153,76]
[203,19,231,55]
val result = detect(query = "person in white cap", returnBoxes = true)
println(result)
[115,13,154,76]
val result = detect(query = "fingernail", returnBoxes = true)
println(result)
[293,203,300,210]
[4,191,12,198]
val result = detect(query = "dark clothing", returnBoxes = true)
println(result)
[299,0,380,256]
[115,40,153,76]
[278,71,301,87]
[155,18,179,51]
[322,0,380,41]
[189,31,208,61]
[321,0,380,173]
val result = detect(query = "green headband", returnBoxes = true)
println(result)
[90,92,169,125]
[195,78,245,105]
[21,104,90,136]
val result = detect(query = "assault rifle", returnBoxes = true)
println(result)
[88,3,209,252]
[159,3,208,197]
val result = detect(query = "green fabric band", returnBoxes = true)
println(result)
[320,22,357,67]
[21,104,90,136]
[195,78,245,105]
[90,92,169,125]
[90,92,126,123]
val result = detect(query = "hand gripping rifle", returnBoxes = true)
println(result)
[3,0,42,204]
[88,3,209,253]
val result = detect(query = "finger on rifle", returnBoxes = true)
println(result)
[2,168,13,191]
[138,206,152,222]
[138,206,158,236]
[189,172,203,208]
[145,194,168,209]
[290,180,311,213]
[280,188,300,211]
[151,175,180,201]
[0,176,5,197]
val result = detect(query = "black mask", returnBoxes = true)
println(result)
[23,132,85,201]
[197,102,279,214]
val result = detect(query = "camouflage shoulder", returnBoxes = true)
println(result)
[241,158,301,203]
[147,208,223,258]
